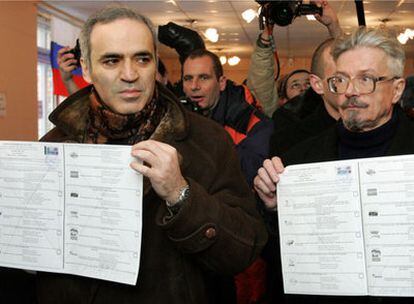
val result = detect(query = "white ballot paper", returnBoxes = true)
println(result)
[277,154,414,297]
[0,141,142,285]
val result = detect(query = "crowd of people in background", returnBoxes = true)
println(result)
[2,0,414,303]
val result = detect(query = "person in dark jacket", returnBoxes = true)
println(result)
[182,49,273,188]
[36,6,267,304]
[254,27,410,304]
[270,38,341,156]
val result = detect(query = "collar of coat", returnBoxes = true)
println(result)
[49,83,190,145]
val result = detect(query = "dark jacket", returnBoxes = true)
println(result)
[282,106,414,166]
[271,106,414,304]
[271,88,322,133]
[36,84,268,304]
[270,98,336,157]
[211,80,274,187]
[0,268,36,304]
[262,91,335,304]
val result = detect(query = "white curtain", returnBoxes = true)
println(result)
[51,16,81,46]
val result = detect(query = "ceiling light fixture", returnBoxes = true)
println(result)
[228,56,241,66]
[204,28,219,43]
[219,56,227,65]
[397,28,414,44]
[166,0,178,6]
[242,9,257,23]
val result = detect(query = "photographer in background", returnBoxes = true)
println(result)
[57,45,82,95]
[276,69,311,107]
[247,0,342,117]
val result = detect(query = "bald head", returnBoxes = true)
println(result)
[311,38,335,78]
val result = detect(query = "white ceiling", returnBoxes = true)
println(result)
[42,0,414,59]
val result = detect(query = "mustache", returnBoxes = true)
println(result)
[341,97,369,109]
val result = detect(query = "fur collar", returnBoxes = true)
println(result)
[49,83,189,145]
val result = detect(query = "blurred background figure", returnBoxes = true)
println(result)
[276,69,310,106]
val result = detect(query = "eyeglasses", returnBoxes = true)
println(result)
[327,74,399,95]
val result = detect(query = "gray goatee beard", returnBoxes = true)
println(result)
[341,97,380,132]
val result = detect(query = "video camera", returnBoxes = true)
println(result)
[256,0,322,27]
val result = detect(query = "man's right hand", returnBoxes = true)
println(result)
[253,157,285,211]
[57,47,77,82]
[312,0,342,38]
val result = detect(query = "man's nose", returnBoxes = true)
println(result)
[191,79,200,91]
[299,84,308,92]
[345,79,360,97]
[120,61,139,82]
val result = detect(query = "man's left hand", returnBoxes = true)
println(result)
[130,140,187,204]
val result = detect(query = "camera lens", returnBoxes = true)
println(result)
[268,2,295,26]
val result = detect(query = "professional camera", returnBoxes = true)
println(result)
[64,39,81,67]
[158,22,206,64]
[256,0,322,27]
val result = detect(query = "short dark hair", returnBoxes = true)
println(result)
[183,49,223,80]
[311,38,334,78]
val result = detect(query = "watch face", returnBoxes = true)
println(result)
[176,185,190,204]
[182,186,190,199]
[166,185,189,208]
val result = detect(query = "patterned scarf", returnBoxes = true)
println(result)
[85,88,166,145]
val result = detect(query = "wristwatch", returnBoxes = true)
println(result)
[165,184,190,213]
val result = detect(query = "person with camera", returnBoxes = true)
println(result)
[247,0,342,118]
[36,6,267,304]
[276,69,311,107]
[57,46,81,95]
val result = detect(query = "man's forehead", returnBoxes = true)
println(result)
[288,73,309,83]
[90,18,154,53]
[184,57,215,74]
[336,47,387,75]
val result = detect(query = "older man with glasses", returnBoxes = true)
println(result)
[253,26,414,304]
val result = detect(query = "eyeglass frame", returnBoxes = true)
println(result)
[327,74,400,95]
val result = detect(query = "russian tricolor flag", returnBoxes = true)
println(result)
[50,41,89,97]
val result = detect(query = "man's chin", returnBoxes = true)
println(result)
[191,100,207,110]
[108,100,147,115]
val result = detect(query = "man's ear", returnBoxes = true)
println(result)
[310,74,324,95]
[80,58,92,83]
[219,75,227,92]
[392,78,406,105]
